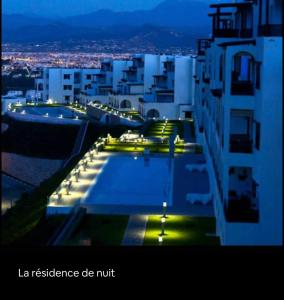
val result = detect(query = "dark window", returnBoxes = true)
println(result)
[64,74,71,80]
[86,74,92,80]
[65,96,70,101]
[255,62,261,89]
[74,88,80,95]
[63,85,72,90]
[255,122,260,150]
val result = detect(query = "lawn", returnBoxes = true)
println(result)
[143,215,220,246]
[103,140,185,153]
[144,120,184,139]
[63,214,129,246]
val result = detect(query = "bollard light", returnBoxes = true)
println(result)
[158,236,163,244]
[160,217,166,236]
[162,202,168,219]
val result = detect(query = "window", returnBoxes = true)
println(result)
[255,62,261,89]
[86,74,92,80]
[74,88,80,95]
[64,74,71,80]
[63,85,72,90]
[255,122,261,150]
[231,52,255,95]
[65,96,70,101]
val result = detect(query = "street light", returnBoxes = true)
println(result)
[160,217,166,236]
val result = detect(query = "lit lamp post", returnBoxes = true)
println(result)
[162,201,168,218]
[160,217,166,236]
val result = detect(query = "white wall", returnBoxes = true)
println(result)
[144,54,161,93]
[174,56,193,105]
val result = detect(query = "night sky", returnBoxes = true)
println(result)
[2,0,216,17]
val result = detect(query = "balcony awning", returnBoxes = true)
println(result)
[210,2,253,8]
[156,90,174,94]
[153,74,167,78]
[218,39,256,48]
[95,73,106,77]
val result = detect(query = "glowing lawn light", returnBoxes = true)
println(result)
[158,236,163,245]
[160,217,166,236]
[162,201,168,218]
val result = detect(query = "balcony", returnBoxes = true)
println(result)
[225,196,259,223]
[211,88,222,97]
[156,91,174,103]
[258,24,282,37]
[197,39,211,56]
[213,28,253,38]
[230,134,252,153]
[231,81,254,95]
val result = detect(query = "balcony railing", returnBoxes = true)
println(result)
[230,134,253,153]
[231,81,254,95]
[225,195,259,223]
[258,24,282,37]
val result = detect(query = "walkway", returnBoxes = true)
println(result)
[47,151,110,214]
[121,215,149,246]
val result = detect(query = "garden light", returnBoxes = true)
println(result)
[162,202,168,218]
[158,236,163,244]
[160,217,166,236]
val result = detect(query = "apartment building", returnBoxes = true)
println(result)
[109,54,163,112]
[193,0,282,245]
[35,68,100,104]
[139,55,195,120]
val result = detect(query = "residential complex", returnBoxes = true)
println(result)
[35,68,100,104]
[5,0,282,246]
[36,54,195,120]
[193,0,282,244]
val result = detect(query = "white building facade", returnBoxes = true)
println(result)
[193,0,282,245]
[35,68,100,104]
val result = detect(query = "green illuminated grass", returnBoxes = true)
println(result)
[144,215,220,246]
[144,120,184,138]
[103,141,185,153]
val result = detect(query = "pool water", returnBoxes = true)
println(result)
[83,155,173,206]
[16,106,78,118]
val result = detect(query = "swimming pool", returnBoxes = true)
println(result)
[16,106,80,118]
[83,155,173,206]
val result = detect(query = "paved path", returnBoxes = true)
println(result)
[121,215,149,246]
